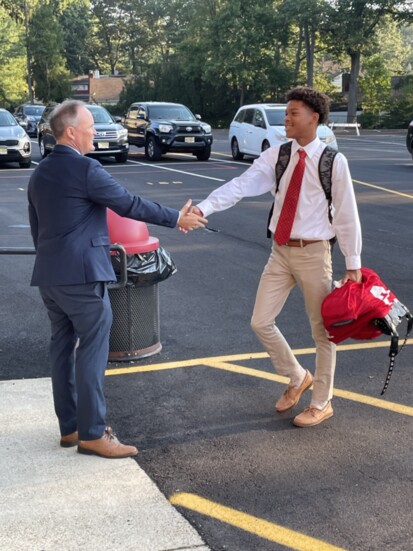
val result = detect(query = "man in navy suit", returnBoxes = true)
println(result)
[28,100,207,458]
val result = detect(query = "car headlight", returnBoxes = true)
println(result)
[19,138,31,152]
[159,124,173,133]
[323,136,336,144]
[202,124,212,134]
[276,135,288,142]
[116,128,128,138]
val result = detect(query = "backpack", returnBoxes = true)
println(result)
[321,267,412,395]
[267,141,338,238]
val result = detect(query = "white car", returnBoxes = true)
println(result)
[229,103,337,160]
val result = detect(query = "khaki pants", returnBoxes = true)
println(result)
[251,240,336,408]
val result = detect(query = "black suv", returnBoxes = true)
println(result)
[38,103,129,163]
[14,103,45,137]
[122,102,213,161]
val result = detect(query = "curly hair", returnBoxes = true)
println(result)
[286,87,330,125]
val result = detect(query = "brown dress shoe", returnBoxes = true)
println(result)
[77,427,138,458]
[60,431,79,448]
[293,401,334,427]
[275,370,313,413]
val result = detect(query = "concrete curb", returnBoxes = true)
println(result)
[0,378,210,551]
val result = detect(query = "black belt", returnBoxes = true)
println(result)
[284,239,322,247]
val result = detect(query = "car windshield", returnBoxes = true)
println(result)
[24,106,45,116]
[87,107,114,124]
[264,109,285,126]
[0,111,17,126]
[148,105,196,121]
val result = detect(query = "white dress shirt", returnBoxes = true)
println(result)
[197,136,362,270]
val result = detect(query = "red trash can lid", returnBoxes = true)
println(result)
[107,209,159,254]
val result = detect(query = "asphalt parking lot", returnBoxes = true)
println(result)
[1,130,412,551]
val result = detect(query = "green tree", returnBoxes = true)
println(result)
[88,0,129,74]
[0,6,27,107]
[323,0,413,123]
[29,3,71,102]
[359,17,410,123]
[202,0,280,106]
[278,0,328,87]
[60,1,92,75]
[384,75,413,127]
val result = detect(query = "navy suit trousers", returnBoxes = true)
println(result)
[39,282,113,440]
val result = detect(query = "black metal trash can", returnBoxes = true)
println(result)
[106,209,176,362]
[108,279,161,361]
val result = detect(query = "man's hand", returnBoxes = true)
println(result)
[178,199,208,232]
[340,269,362,285]
[190,206,203,217]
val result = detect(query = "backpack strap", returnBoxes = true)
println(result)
[373,302,413,395]
[267,142,292,238]
[275,141,293,193]
[267,142,338,238]
[318,146,338,224]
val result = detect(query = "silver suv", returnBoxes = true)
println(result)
[0,109,32,168]
[38,103,129,163]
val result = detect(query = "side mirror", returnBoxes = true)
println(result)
[18,120,28,129]
[195,114,202,120]
[113,116,122,123]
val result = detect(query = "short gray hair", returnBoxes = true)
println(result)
[50,100,85,139]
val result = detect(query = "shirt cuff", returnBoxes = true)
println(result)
[196,201,209,217]
[345,256,361,270]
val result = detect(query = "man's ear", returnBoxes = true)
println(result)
[66,126,76,141]
[313,111,320,125]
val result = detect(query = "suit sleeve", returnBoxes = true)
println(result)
[27,193,39,250]
[85,162,179,228]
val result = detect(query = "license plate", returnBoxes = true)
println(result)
[97,142,109,149]
[0,148,7,155]
[185,137,195,143]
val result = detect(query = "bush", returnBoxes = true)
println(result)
[358,111,384,129]
[382,76,413,128]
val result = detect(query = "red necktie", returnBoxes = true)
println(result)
[274,149,306,246]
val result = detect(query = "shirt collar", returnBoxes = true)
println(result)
[290,136,321,160]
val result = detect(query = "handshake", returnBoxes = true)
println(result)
[178,199,207,233]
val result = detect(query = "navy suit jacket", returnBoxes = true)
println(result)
[28,145,179,286]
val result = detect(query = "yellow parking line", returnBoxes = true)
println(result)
[170,492,346,551]
[204,360,413,417]
[353,178,413,199]
[105,339,413,376]
[105,341,413,416]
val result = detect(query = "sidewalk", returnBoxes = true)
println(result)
[0,378,210,551]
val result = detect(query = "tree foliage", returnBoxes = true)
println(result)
[1,0,413,124]
[28,3,72,102]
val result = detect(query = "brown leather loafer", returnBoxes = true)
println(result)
[60,431,79,448]
[77,427,138,459]
[275,370,313,413]
[293,401,334,427]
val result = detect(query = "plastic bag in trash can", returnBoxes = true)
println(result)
[111,246,177,286]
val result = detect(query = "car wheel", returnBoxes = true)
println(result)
[196,145,211,161]
[231,138,244,160]
[115,151,128,163]
[262,140,270,152]
[145,136,162,161]
[39,137,49,158]
[19,159,31,168]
